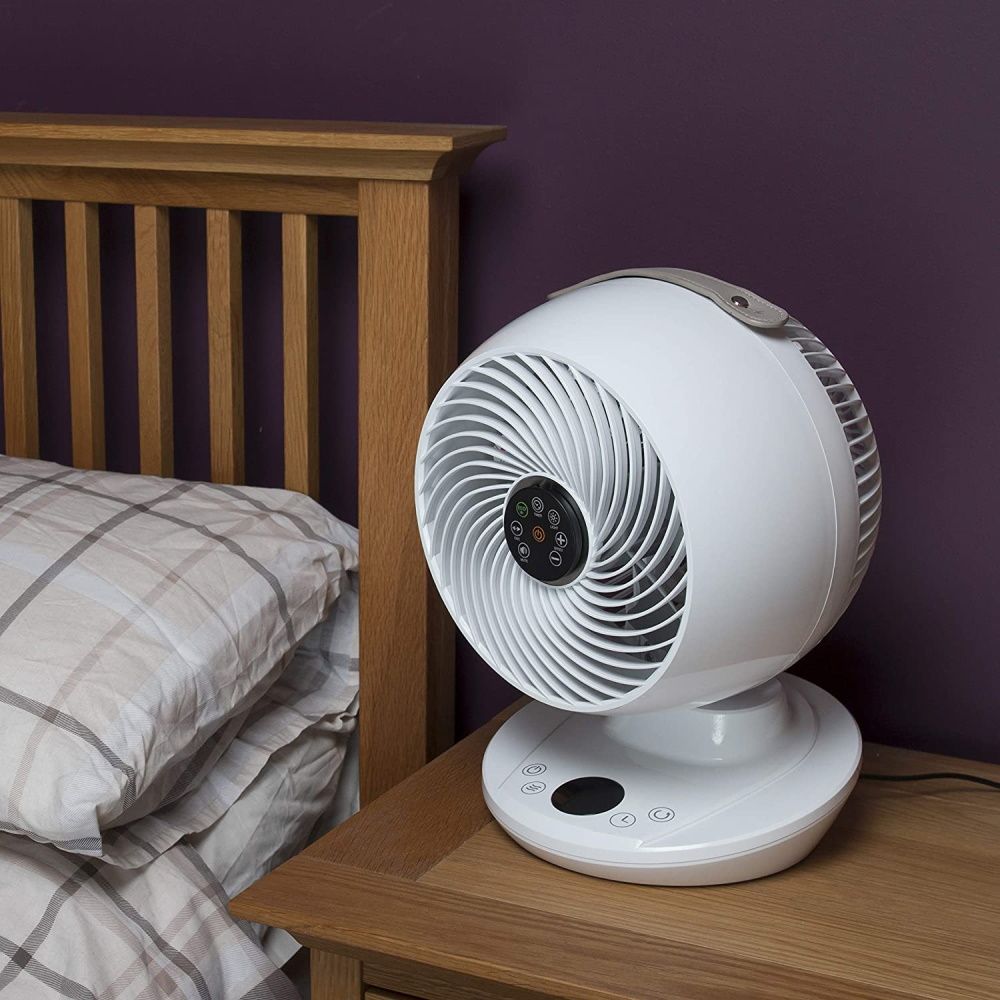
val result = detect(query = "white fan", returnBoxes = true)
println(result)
[415,269,881,885]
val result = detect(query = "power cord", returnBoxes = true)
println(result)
[861,771,1000,791]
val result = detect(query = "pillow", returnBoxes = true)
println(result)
[102,572,359,868]
[184,583,359,968]
[0,834,299,1000]
[192,719,358,968]
[190,710,356,897]
[0,455,358,856]
[259,724,361,967]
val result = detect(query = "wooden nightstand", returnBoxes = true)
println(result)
[232,707,1000,1000]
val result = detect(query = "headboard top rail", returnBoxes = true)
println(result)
[0,113,507,181]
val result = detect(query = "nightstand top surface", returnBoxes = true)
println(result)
[232,706,1000,1000]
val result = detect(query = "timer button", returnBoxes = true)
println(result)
[531,496,545,514]
[649,807,675,823]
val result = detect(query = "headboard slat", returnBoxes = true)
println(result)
[206,208,245,484]
[134,205,173,477]
[0,197,39,458]
[282,213,319,498]
[65,201,105,470]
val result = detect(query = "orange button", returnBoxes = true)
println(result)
[532,525,546,543]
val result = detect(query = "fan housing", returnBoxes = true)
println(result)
[415,269,880,885]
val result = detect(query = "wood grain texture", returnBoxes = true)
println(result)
[307,699,521,878]
[237,863,915,1000]
[0,114,506,182]
[364,961,552,1000]
[206,208,244,484]
[282,213,319,497]
[357,177,459,804]
[0,113,506,149]
[0,198,38,457]
[64,201,104,469]
[134,205,172,476]
[233,734,1000,1000]
[364,989,425,1000]
[294,703,521,1000]
[312,951,363,1000]
[0,165,358,216]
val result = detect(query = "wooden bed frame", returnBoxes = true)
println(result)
[0,113,505,805]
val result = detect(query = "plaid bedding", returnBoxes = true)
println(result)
[0,456,358,856]
[0,833,299,1000]
[99,573,359,870]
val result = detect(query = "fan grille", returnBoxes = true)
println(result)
[417,353,687,709]
[786,322,882,588]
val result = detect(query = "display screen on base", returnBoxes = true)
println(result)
[551,776,625,815]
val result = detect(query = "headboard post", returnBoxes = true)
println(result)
[358,175,459,804]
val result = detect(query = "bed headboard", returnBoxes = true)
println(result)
[0,113,505,804]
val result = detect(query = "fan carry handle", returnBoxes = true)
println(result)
[549,268,789,330]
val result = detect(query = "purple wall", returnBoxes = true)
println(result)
[2,2,998,759]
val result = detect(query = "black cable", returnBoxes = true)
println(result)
[861,771,1000,791]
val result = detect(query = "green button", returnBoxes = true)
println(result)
[515,501,529,517]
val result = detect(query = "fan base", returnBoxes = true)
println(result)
[482,675,860,885]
